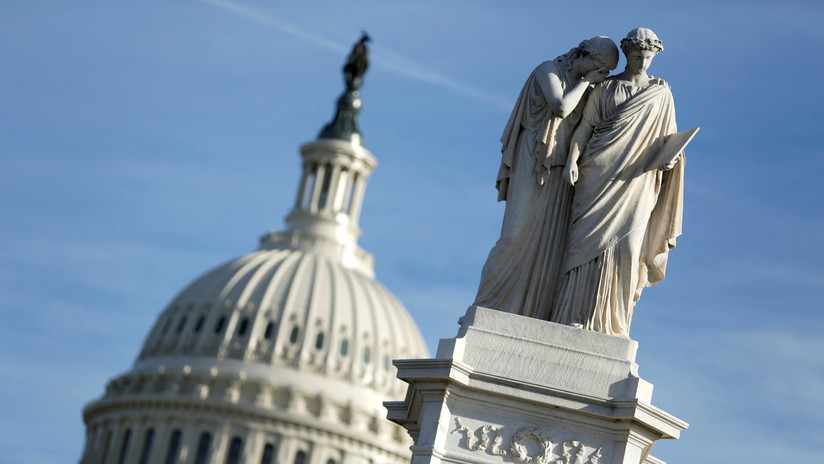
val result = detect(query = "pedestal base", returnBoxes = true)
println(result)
[385,306,687,464]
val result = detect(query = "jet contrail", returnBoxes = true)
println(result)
[198,0,511,111]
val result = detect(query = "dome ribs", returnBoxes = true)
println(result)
[313,257,337,374]
[228,251,285,361]
[326,261,352,378]
[132,244,427,397]
[296,255,327,371]
[272,251,315,366]
[370,282,406,392]
[339,264,364,384]
[253,250,294,364]
[356,271,384,389]
[207,251,272,358]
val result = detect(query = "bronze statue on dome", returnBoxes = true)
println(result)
[344,31,371,91]
[320,32,372,144]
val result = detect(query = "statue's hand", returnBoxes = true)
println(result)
[650,77,668,87]
[564,162,578,186]
[584,68,609,85]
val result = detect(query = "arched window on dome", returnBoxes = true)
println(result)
[384,354,391,372]
[260,443,276,464]
[264,322,274,340]
[193,432,212,464]
[117,429,131,464]
[225,436,243,464]
[175,316,187,335]
[161,317,173,336]
[138,428,154,464]
[315,332,325,350]
[294,450,307,464]
[100,429,112,464]
[237,317,249,336]
[363,346,371,364]
[194,315,205,334]
[289,326,300,344]
[327,459,338,464]
[164,429,182,464]
[340,338,349,357]
[214,316,226,334]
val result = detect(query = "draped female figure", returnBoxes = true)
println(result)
[554,28,685,336]
[474,37,619,318]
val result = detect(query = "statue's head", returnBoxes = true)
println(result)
[620,28,663,55]
[620,28,662,74]
[578,36,620,71]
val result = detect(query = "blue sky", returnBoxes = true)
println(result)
[1,1,823,462]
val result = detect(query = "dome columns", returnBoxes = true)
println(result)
[287,138,376,246]
[261,138,378,275]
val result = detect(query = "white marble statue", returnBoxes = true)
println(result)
[474,37,619,319]
[553,28,685,336]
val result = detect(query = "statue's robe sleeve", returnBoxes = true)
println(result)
[638,94,684,294]
[496,61,563,201]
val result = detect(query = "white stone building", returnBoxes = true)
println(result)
[80,49,429,463]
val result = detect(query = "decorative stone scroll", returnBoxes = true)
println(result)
[452,418,603,464]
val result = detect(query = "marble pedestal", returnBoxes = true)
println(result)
[385,306,687,464]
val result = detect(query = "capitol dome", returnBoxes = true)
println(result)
[135,244,424,395]
[80,35,428,464]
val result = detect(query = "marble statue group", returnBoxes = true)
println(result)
[475,28,692,337]
[391,29,693,462]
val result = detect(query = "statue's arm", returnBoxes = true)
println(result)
[537,68,594,119]
[564,121,593,186]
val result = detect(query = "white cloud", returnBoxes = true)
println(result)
[197,0,511,110]
[370,46,512,110]
[198,0,347,53]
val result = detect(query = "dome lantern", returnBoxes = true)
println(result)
[260,32,377,277]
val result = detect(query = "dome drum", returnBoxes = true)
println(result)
[83,396,408,464]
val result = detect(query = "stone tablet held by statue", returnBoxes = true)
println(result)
[644,127,699,172]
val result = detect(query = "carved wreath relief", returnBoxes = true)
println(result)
[452,418,603,464]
